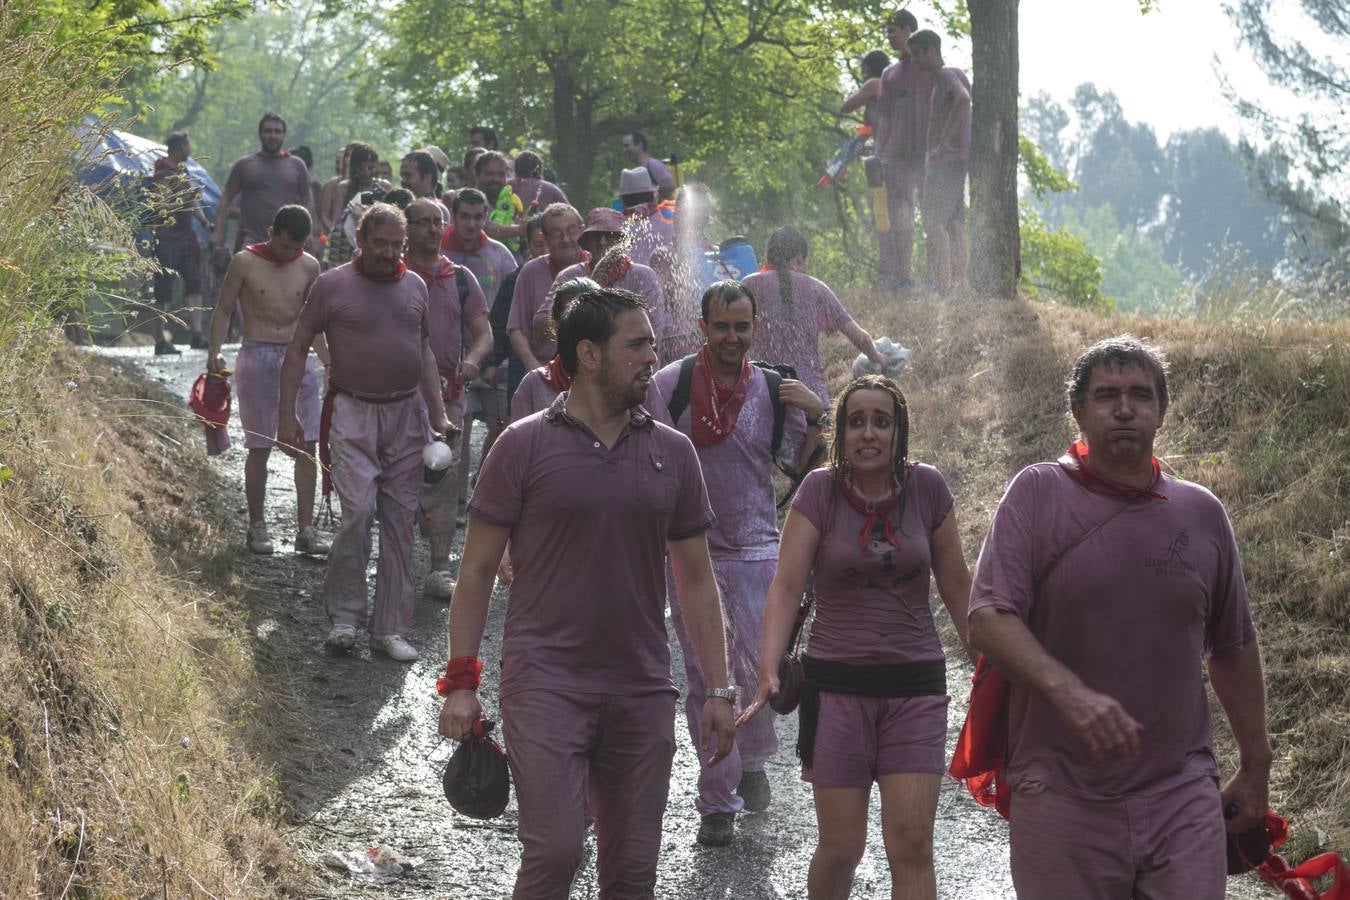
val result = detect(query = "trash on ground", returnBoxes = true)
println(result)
[324,843,424,884]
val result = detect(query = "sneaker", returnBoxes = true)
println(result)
[295,526,331,556]
[371,633,419,662]
[154,339,182,356]
[696,812,735,847]
[737,770,771,813]
[246,521,274,555]
[189,333,210,350]
[423,569,456,599]
[325,623,356,652]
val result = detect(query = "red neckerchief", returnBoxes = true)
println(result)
[1058,440,1167,500]
[541,357,571,393]
[838,474,905,551]
[588,252,632,287]
[547,249,590,280]
[689,346,750,447]
[442,228,487,253]
[759,263,777,272]
[352,250,406,282]
[406,256,458,286]
[245,241,303,265]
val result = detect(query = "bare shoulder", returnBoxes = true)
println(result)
[302,253,320,276]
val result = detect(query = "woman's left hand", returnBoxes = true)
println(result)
[737,671,779,726]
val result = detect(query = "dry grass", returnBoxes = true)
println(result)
[831,286,1350,859]
[0,346,302,896]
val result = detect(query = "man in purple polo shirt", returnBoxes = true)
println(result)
[874,9,933,290]
[968,336,1271,900]
[651,279,825,847]
[506,203,586,375]
[438,287,737,898]
[909,29,971,294]
[210,113,315,253]
[278,203,453,663]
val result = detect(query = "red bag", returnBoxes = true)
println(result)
[188,373,231,455]
[948,654,1011,818]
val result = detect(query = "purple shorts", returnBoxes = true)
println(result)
[921,158,968,228]
[802,692,948,787]
[234,339,321,449]
[1009,775,1226,900]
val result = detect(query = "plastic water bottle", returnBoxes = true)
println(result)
[422,440,453,484]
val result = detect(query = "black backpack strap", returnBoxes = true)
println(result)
[761,366,786,459]
[454,265,470,360]
[666,354,698,425]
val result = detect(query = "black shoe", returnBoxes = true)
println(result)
[154,339,182,356]
[737,770,771,813]
[189,333,209,349]
[696,812,735,847]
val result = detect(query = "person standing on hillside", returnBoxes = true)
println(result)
[404,198,492,600]
[210,114,315,254]
[208,205,331,557]
[278,203,453,662]
[651,279,823,847]
[740,227,886,410]
[438,287,737,898]
[967,336,1271,899]
[622,131,677,196]
[909,30,971,294]
[874,9,934,290]
[150,130,211,354]
[839,50,891,132]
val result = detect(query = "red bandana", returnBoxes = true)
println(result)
[1058,440,1167,501]
[689,346,750,447]
[548,249,590,280]
[245,241,303,265]
[541,357,571,393]
[759,263,777,272]
[838,475,905,552]
[588,252,632,287]
[442,228,487,253]
[352,250,406,282]
[407,256,458,287]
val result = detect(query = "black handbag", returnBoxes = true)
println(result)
[770,591,814,714]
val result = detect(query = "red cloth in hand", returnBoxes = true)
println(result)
[948,654,1012,819]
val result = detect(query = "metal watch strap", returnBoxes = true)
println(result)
[707,686,737,704]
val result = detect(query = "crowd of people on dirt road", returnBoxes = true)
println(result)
[140,7,1274,899]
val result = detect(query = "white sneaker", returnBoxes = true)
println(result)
[246,521,274,555]
[423,569,456,599]
[371,634,419,662]
[325,623,356,652]
[295,526,331,556]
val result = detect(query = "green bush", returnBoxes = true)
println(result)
[1019,204,1111,310]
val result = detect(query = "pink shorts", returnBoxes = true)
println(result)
[234,340,321,449]
[802,692,948,787]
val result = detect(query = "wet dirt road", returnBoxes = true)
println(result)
[100,343,1272,899]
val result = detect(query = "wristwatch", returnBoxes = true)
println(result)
[812,411,831,429]
[707,686,738,705]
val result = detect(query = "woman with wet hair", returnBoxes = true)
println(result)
[741,227,885,408]
[743,374,974,900]
[508,277,602,422]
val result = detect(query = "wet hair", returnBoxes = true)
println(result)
[402,150,442,196]
[1067,335,1170,414]
[626,131,648,151]
[345,143,379,201]
[469,125,499,150]
[475,150,509,176]
[766,226,810,309]
[271,204,311,242]
[165,131,189,154]
[258,112,287,134]
[382,188,414,210]
[514,149,543,180]
[523,213,546,246]
[862,49,890,78]
[700,279,757,321]
[452,187,488,214]
[293,144,314,168]
[539,202,581,230]
[888,9,918,31]
[908,29,941,53]
[548,277,602,337]
[556,287,649,377]
[826,374,913,535]
[358,201,406,238]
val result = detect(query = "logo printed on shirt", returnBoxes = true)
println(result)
[1145,528,1196,576]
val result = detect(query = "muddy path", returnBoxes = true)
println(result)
[97,342,1271,899]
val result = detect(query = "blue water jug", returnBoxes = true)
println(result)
[716,237,759,280]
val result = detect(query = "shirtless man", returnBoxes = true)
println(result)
[209,205,331,556]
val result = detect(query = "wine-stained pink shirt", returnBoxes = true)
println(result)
[878,56,935,162]
[738,269,854,407]
[929,67,972,161]
[408,257,488,374]
[223,151,313,244]
[507,254,567,362]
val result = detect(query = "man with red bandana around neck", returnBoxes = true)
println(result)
[438,287,736,898]
[209,205,330,558]
[403,197,493,601]
[650,279,824,848]
[967,336,1271,900]
[506,203,588,379]
[210,113,316,255]
[440,187,518,305]
[279,203,453,664]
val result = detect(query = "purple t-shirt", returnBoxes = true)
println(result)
[408,257,488,374]
[300,262,429,396]
[738,270,853,407]
[509,367,557,423]
[507,254,570,362]
[969,463,1257,799]
[223,151,313,244]
[929,67,972,161]
[878,56,935,162]
[470,394,716,697]
[543,258,668,343]
[791,466,954,665]
[510,177,568,213]
[443,234,518,304]
[644,157,674,188]
[652,362,806,560]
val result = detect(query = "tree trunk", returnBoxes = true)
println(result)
[551,62,595,204]
[968,0,1020,297]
